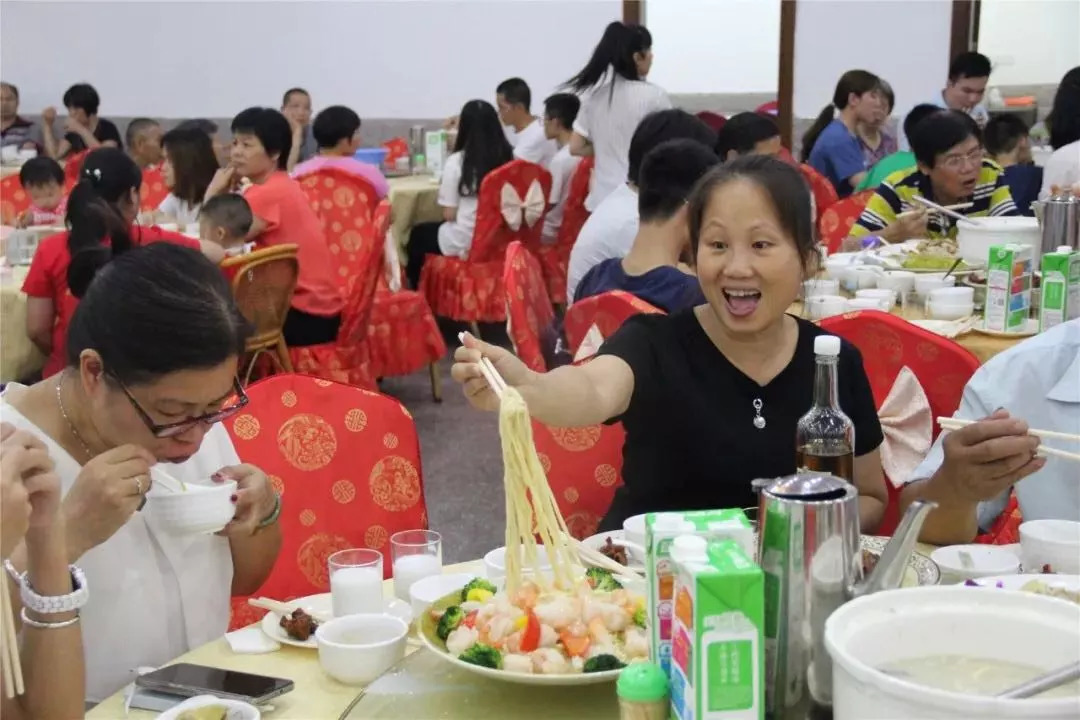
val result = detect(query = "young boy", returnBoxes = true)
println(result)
[984,114,1042,215]
[16,156,66,227]
[199,193,254,256]
[540,93,582,245]
[291,105,388,198]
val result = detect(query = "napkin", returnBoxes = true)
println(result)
[384,228,402,292]
[225,626,281,654]
[878,366,933,487]
[573,324,605,363]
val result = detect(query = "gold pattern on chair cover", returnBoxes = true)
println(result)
[369,456,422,511]
[547,425,602,451]
[277,413,337,471]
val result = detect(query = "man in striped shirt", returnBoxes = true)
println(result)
[847,110,1017,249]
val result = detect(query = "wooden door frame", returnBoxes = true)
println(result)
[950,0,981,59]
[623,0,642,24]
[778,0,797,149]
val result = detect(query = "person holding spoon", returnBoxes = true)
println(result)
[2,242,281,703]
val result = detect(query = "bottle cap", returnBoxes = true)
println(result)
[1058,246,1073,253]
[672,534,707,557]
[814,335,841,357]
[617,661,668,702]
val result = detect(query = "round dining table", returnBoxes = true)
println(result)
[386,174,442,261]
[0,264,45,383]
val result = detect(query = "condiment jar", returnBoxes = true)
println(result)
[617,662,669,720]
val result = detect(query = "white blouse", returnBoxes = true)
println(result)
[157,193,202,225]
[0,390,236,702]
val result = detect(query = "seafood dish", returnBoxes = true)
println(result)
[279,608,319,641]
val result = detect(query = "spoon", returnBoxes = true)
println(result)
[997,660,1080,699]
[942,256,964,281]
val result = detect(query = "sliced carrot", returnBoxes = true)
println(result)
[560,631,590,658]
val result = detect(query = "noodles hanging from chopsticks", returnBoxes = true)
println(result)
[497,387,577,595]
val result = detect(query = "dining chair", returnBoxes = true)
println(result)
[695,111,727,132]
[62,150,88,191]
[225,373,429,629]
[419,159,552,335]
[139,166,169,211]
[819,190,874,254]
[536,157,592,306]
[221,244,300,382]
[563,290,665,358]
[798,163,840,229]
[820,310,982,534]
[0,174,31,225]
[503,241,555,372]
[381,137,409,167]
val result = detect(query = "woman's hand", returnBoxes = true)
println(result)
[61,444,156,561]
[450,332,534,412]
[204,166,238,201]
[214,464,276,536]
[1,424,47,557]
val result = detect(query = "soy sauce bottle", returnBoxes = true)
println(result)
[795,335,854,480]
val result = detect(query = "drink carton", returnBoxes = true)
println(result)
[646,510,755,676]
[670,539,764,720]
[425,129,447,178]
[985,243,1032,333]
[1039,246,1080,332]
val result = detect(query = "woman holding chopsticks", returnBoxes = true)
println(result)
[453,155,889,532]
[0,422,85,719]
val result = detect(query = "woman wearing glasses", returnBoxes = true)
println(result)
[845,110,1018,249]
[1,243,279,703]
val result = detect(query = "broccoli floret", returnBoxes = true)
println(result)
[583,654,626,673]
[459,577,498,602]
[436,606,465,641]
[632,607,646,628]
[458,642,502,669]
[585,567,623,591]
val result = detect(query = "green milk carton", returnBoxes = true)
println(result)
[985,243,1033,333]
[669,538,764,720]
[646,510,755,677]
[1040,246,1080,332]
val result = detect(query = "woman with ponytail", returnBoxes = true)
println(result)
[22,147,224,380]
[565,21,672,210]
[801,69,883,197]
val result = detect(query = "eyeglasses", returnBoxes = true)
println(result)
[941,148,984,171]
[113,375,249,439]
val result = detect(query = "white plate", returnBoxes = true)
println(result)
[860,536,940,586]
[909,318,974,338]
[156,695,260,720]
[868,242,984,275]
[970,573,1080,601]
[971,317,1039,338]
[260,593,412,649]
[580,530,645,571]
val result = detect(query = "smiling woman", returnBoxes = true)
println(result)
[451,155,887,533]
[0,243,282,703]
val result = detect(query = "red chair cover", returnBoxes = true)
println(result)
[0,175,31,225]
[819,310,981,534]
[532,420,626,540]
[819,190,873,254]
[382,137,409,166]
[420,159,552,323]
[63,150,88,191]
[225,374,429,629]
[756,101,779,116]
[974,491,1023,546]
[798,163,840,227]
[139,167,169,211]
[564,290,665,357]
[366,202,447,378]
[695,111,727,132]
[537,157,593,305]
[504,242,555,372]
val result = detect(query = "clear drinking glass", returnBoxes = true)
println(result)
[391,530,443,601]
[900,290,928,320]
[328,548,384,617]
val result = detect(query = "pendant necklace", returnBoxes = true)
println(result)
[752,398,766,429]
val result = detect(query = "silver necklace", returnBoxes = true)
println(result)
[56,378,94,460]
[752,398,766,429]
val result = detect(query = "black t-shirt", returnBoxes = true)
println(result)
[596,310,883,530]
[65,117,123,153]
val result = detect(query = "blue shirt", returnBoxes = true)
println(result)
[808,119,865,198]
[909,319,1080,529]
[1001,164,1043,215]
[574,259,705,313]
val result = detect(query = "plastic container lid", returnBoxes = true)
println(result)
[652,513,693,532]
[1058,246,1074,253]
[814,335,841,357]
[616,662,668,702]
[672,534,708,560]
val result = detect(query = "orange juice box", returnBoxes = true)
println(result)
[646,510,754,677]
[670,538,764,720]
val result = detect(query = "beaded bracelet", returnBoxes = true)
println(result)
[257,492,282,530]
[3,560,88,615]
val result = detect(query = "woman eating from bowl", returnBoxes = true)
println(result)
[158,126,220,225]
[0,423,85,719]
[452,155,887,532]
[3,242,281,703]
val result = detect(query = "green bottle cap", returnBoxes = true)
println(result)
[616,662,668,702]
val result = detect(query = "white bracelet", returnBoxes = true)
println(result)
[3,560,89,615]
[20,607,80,629]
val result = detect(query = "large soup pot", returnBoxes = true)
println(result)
[824,586,1080,719]
[957,217,1041,267]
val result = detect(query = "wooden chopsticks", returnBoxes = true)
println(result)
[0,571,24,698]
[937,417,1080,463]
[459,332,507,399]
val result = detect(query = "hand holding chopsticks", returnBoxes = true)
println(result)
[453,332,517,409]
[937,416,1080,463]
[911,196,981,225]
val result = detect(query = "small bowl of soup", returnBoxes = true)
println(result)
[143,477,237,535]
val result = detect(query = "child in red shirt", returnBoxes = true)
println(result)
[15,157,67,228]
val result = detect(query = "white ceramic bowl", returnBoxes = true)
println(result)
[483,545,551,579]
[927,300,975,320]
[316,613,409,686]
[157,695,261,720]
[143,480,236,535]
[1020,520,1080,574]
[846,298,888,311]
[824,253,858,281]
[804,278,840,298]
[855,288,898,306]
[930,544,1021,584]
[877,270,916,295]
[957,216,1042,267]
[623,513,647,551]
[806,294,848,320]
[825,586,1080,719]
[928,286,975,304]
[850,266,883,290]
[914,273,957,300]
[409,572,476,619]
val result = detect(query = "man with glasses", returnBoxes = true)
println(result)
[846,110,1018,248]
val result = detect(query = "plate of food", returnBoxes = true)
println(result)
[871,238,982,275]
[860,536,941,586]
[259,594,412,649]
[580,530,645,572]
[966,574,1080,604]
[970,318,1040,338]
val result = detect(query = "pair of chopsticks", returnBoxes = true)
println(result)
[911,196,980,225]
[937,417,1080,463]
[0,571,24,698]
[153,467,187,494]
[248,596,330,622]
[569,537,644,583]
[458,332,507,399]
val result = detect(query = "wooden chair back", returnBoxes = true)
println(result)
[221,244,300,378]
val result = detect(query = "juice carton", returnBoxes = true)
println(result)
[670,538,764,720]
[646,510,755,676]
[985,243,1033,333]
[1039,246,1080,332]
[425,129,447,178]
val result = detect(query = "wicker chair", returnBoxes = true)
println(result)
[221,244,300,382]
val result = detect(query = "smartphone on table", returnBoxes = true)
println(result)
[134,663,294,705]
